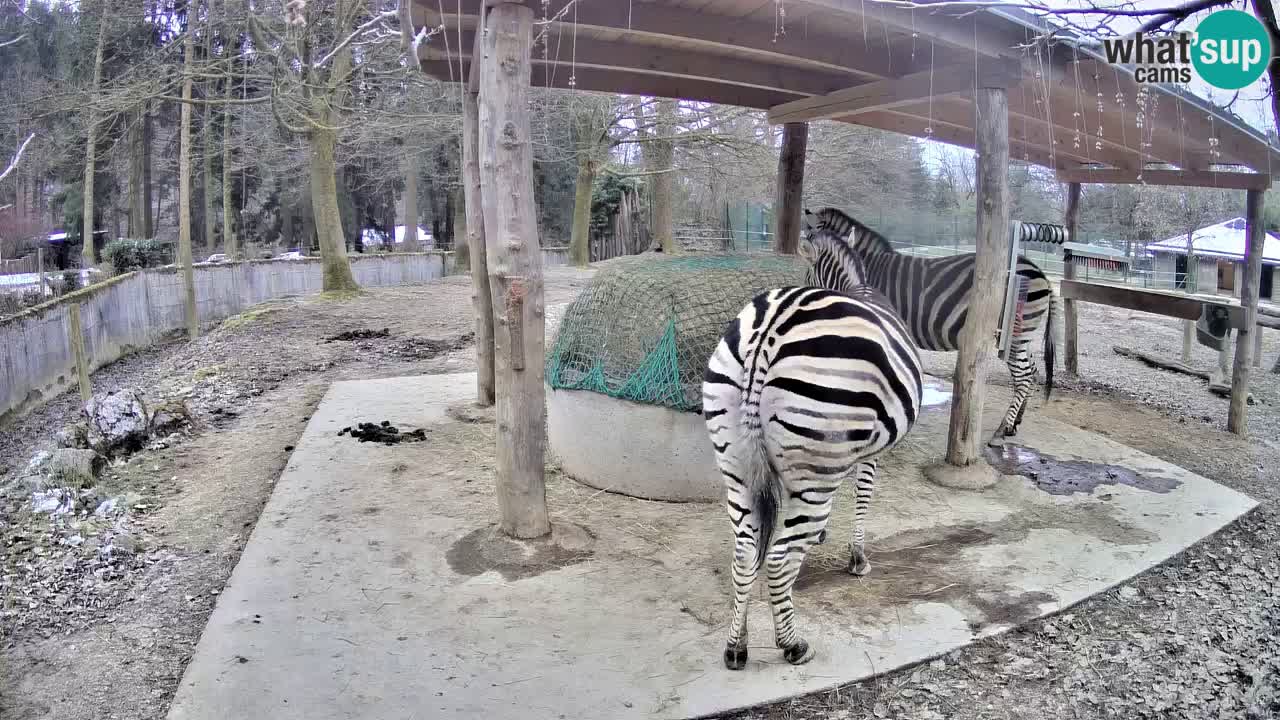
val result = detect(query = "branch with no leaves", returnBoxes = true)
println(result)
[0,33,26,50]
[313,9,399,69]
[0,133,35,183]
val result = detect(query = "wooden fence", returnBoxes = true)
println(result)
[0,255,38,275]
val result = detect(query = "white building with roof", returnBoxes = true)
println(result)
[1147,218,1279,301]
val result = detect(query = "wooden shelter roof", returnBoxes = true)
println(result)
[415,0,1280,185]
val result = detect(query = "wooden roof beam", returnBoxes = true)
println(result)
[796,0,1021,58]
[428,32,866,99]
[1056,168,1274,191]
[886,95,1137,170]
[1073,57,1280,173]
[844,108,1082,170]
[417,0,919,80]
[420,59,808,110]
[767,59,1018,125]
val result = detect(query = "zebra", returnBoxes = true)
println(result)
[702,226,923,670]
[803,206,1060,443]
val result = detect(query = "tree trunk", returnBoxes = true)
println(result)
[453,185,469,271]
[444,190,455,249]
[568,154,595,266]
[1181,227,1196,362]
[1228,189,1266,434]
[144,105,155,238]
[81,12,108,266]
[309,128,360,292]
[127,109,144,238]
[463,85,492,402]
[944,87,1010,467]
[402,149,419,251]
[178,23,199,339]
[282,203,295,249]
[202,10,215,256]
[773,122,808,254]
[651,99,677,253]
[222,78,237,257]
[1063,182,1081,374]
[202,114,215,253]
[479,2,550,539]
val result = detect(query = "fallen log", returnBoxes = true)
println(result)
[1113,345,1257,404]
[1112,345,1209,380]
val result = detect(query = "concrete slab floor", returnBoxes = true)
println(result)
[166,372,1257,720]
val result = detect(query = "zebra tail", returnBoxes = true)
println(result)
[1043,287,1059,401]
[740,412,780,573]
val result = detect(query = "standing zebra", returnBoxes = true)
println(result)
[804,207,1059,442]
[702,227,923,670]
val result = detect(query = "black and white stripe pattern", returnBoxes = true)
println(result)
[804,207,1060,441]
[702,228,923,670]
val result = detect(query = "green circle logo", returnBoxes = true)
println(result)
[1192,9,1272,90]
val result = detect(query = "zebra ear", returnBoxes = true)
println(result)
[797,235,817,262]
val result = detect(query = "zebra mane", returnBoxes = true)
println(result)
[802,227,871,296]
[804,207,896,256]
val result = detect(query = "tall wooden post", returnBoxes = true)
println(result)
[37,247,45,299]
[463,27,495,407]
[67,304,92,404]
[940,87,1010,475]
[774,122,808,254]
[1062,182,1081,375]
[1228,188,1266,434]
[479,2,551,539]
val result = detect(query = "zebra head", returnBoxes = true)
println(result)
[803,207,894,258]
[801,227,869,295]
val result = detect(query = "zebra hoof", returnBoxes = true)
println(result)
[986,434,1007,448]
[783,639,815,665]
[724,644,748,670]
[848,550,871,577]
[816,529,828,545]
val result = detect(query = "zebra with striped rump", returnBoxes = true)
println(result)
[702,227,923,670]
[804,207,1060,443]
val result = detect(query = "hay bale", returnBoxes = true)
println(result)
[546,253,808,412]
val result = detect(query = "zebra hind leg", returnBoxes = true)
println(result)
[991,341,1035,445]
[723,494,762,670]
[765,495,829,666]
[847,461,877,576]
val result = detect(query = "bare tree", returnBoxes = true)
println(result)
[81,6,109,266]
[0,133,34,183]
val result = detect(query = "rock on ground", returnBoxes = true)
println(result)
[84,390,151,456]
[15,448,105,492]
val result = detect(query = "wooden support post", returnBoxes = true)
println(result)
[67,304,92,404]
[463,48,496,406]
[37,247,45,299]
[1062,182,1081,375]
[1228,188,1266,434]
[479,2,551,539]
[941,87,1010,473]
[1254,326,1263,368]
[773,122,808,254]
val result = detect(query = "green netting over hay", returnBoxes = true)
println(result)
[546,253,809,413]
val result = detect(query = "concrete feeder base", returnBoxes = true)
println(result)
[545,384,720,502]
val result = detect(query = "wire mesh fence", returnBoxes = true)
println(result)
[546,253,809,413]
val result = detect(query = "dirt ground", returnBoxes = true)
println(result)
[2,269,1278,720]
